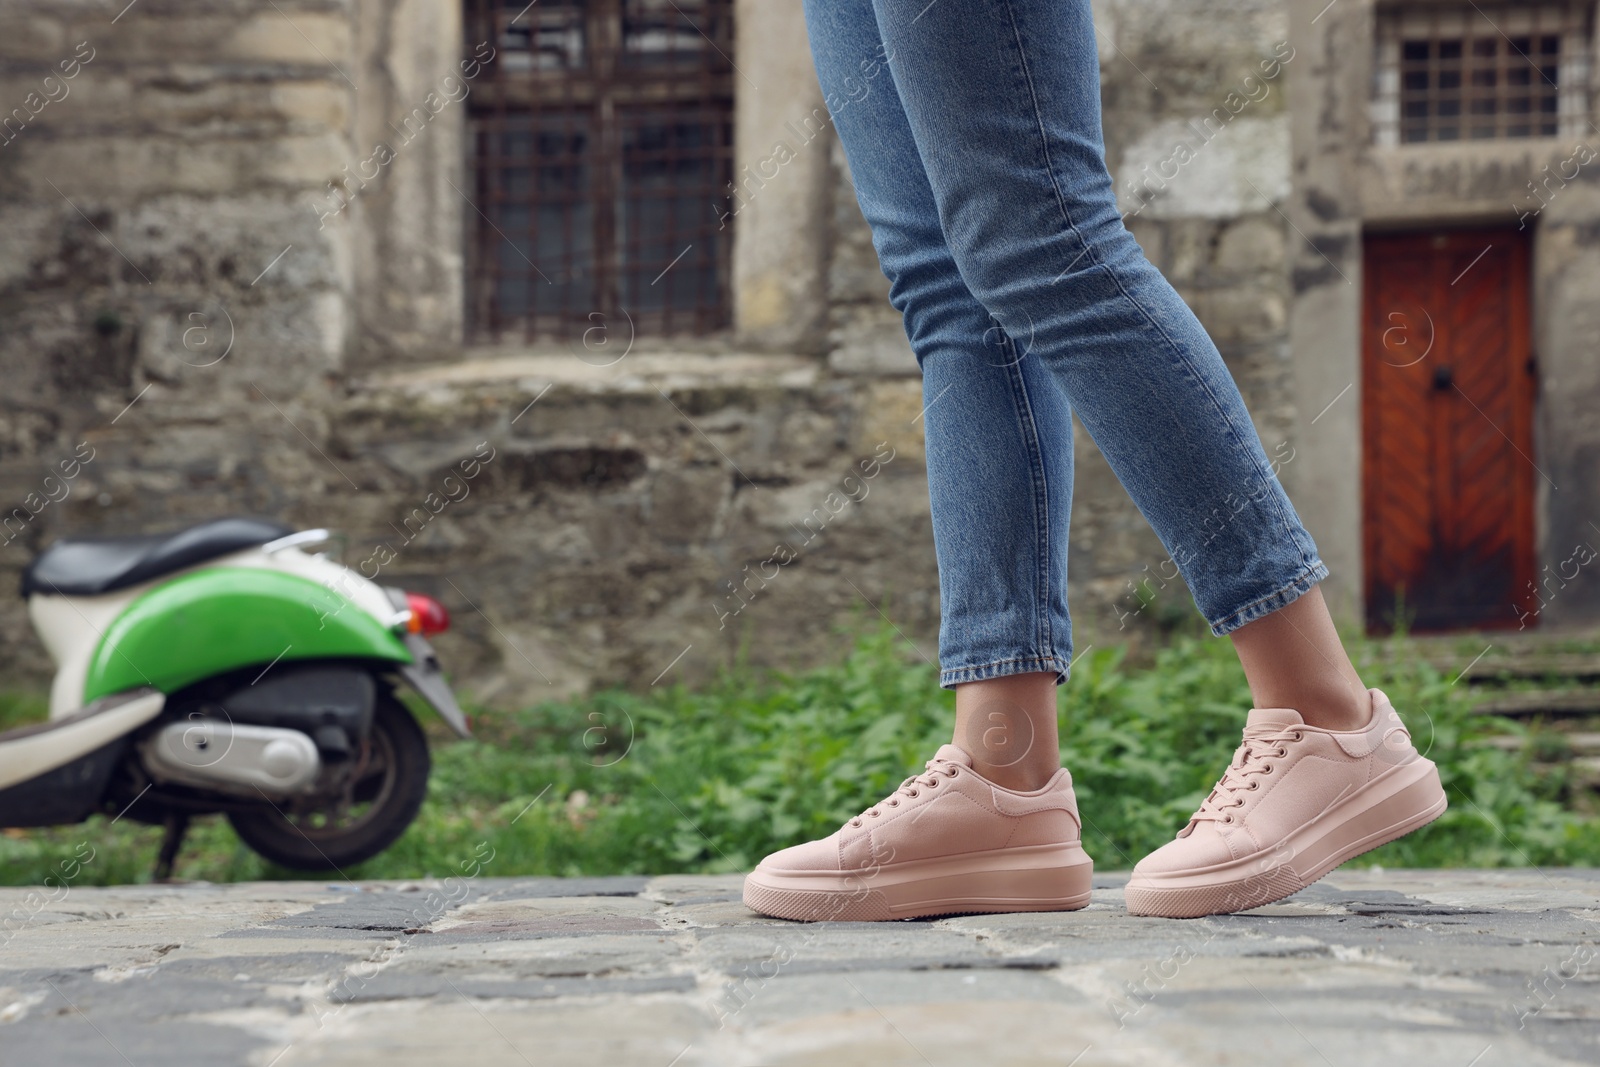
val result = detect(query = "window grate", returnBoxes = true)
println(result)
[1371,2,1593,145]
[463,0,735,345]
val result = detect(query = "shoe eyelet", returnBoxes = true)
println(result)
[1292,731,1304,742]
[907,790,920,798]
[1223,814,1235,825]
[946,768,960,778]
[869,810,881,818]
[1262,764,1274,774]
[1248,780,1260,790]
[928,779,939,788]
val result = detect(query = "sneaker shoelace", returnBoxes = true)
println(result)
[849,757,960,828]
[1191,724,1304,824]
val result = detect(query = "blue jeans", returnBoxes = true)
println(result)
[803,0,1328,688]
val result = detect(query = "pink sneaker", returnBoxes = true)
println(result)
[1125,688,1447,918]
[743,744,1094,921]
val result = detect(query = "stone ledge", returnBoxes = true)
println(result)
[367,351,827,399]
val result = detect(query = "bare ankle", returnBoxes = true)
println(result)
[1229,586,1371,732]
[970,756,1058,793]
[1294,686,1370,732]
[952,671,1063,792]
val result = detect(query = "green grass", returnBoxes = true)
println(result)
[2,625,1597,886]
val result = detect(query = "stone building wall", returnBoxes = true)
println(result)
[0,0,1307,708]
[0,0,361,684]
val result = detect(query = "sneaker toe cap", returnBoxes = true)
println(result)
[1132,826,1236,876]
[755,834,843,874]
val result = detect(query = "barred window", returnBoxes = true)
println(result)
[463,0,735,344]
[1371,2,1593,145]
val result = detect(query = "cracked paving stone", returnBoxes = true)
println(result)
[378,932,688,979]
[423,914,664,941]
[243,891,471,936]
[476,876,649,900]
[330,972,697,1002]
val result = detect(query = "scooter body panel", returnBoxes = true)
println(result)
[81,568,413,703]
[0,690,165,792]
[0,689,166,827]
[31,585,146,719]
[36,542,413,718]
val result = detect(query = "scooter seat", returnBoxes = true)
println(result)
[20,517,294,597]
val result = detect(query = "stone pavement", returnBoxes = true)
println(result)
[0,869,1596,1066]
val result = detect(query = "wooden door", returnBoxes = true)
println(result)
[1361,227,1537,633]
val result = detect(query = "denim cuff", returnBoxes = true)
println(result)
[1206,559,1331,637]
[938,652,1074,690]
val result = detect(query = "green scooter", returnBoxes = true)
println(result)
[0,517,468,876]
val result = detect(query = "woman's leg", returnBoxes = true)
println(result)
[803,1,1077,774]
[741,0,1094,922]
[866,0,1332,659]
[863,0,1369,727]
[847,0,1444,917]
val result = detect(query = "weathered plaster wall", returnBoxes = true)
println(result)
[1286,0,1368,624]
[342,356,935,703]
[1529,185,1600,627]
[730,0,831,356]
[0,0,363,677]
[347,0,467,368]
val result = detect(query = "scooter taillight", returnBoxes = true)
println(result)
[405,592,450,636]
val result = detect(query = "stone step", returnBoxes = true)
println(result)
[1479,731,1600,755]
[1472,741,1600,792]
[1431,652,1600,684]
[1575,756,1600,786]
[1469,689,1600,717]
[1533,756,1600,789]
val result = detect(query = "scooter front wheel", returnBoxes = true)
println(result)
[227,689,429,871]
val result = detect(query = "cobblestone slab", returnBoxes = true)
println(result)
[0,869,1596,1066]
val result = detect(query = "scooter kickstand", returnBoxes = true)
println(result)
[154,812,190,882]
